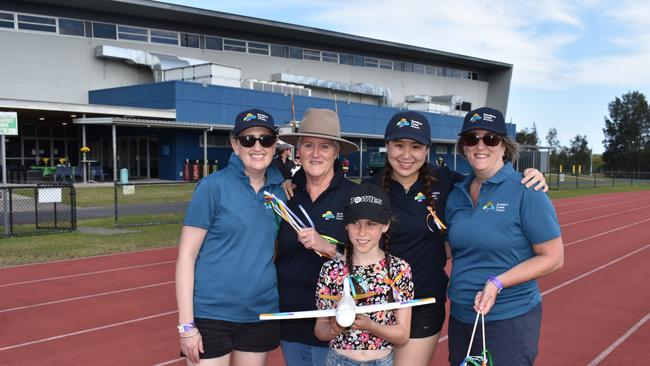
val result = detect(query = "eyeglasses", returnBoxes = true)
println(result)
[461,133,502,147]
[237,134,276,148]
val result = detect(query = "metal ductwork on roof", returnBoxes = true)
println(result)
[271,73,392,106]
[95,45,209,82]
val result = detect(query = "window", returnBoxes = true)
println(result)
[92,22,116,39]
[413,63,425,73]
[248,41,269,55]
[17,14,56,32]
[289,47,303,59]
[58,18,84,36]
[339,53,352,65]
[181,33,200,48]
[151,29,178,45]
[364,57,378,68]
[352,55,364,66]
[199,135,230,148]
[379,59,393,70]
[205,36,222,50]
[118,25,147,41]
[470,72,479,80]
[425,66,436,75]
[223,38,246,52]
[435,145,448,154]
[271,44,288,57]
[0,12,15,29]
[303,49,321,61]
[322,51,338,63]
[84,21,92,37]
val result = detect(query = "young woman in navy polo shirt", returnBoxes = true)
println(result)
[365,111,548,366]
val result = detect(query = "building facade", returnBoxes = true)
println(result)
[0,0,514,181]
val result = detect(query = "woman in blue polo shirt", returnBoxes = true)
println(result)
[445,107,564,366]
[364,111,548,366]
[176,108,287,366]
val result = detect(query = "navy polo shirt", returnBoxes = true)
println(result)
[365,164,464,302]
[276,166,356,346]
[183,154,286,322]
[445,162,561,323]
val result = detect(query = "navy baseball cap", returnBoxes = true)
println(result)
[232,108,276,136]
[459,107,507,136]
[344,184,391,225]
[384,111,431,146]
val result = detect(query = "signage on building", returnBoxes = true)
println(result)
[0,112,18,135]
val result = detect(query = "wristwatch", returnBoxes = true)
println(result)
[177,321,196,334]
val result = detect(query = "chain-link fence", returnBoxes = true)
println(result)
[114,181,196,227]
[0,183,76,237]
[549,171,650,190]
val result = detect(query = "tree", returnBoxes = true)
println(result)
[569,134,590,173]
[602,91,650,172]
[516,122,539,146]
[546,127,560,171]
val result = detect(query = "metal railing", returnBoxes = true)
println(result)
[0,183,76,237]
[549,171,650,190]
[114,181,196,227]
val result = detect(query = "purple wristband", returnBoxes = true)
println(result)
[487,276,504,293]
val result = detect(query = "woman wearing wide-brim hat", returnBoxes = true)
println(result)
[275,108,359,366]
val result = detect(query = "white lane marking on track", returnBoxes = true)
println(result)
[0,311,178,351]
[0,246,177,269]
[438,244,650,345]
[552,193,650,209]
[586,312,650,366]
[561,204,650,227]
[0,281,174,313]
[154,357,185,366]
[564,218,650,247]
[0,260,175,287]
[543,245,649,295]
[558,197,650,216]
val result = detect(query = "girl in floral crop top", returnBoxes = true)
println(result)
[314,184,414,365]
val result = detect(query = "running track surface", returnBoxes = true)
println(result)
[1,191,648,365]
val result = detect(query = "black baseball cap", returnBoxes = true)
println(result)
[344,184,391,225]
[232,108,277,136]
[459,107,507,136]
[384,111,431,146]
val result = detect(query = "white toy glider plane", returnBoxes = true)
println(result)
[260,276,436,327]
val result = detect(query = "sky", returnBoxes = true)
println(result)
[162,0,650,153]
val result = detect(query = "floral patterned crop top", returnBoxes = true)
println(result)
[315,255,414,350]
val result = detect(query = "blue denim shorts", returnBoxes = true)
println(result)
[325,349,393,366]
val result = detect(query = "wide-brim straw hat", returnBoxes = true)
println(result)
[279,108,358,155]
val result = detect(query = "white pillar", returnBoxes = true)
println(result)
[203,130,208,176]
[82,124,87,183]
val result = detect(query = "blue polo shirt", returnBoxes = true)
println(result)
[183,153,286,322]
[365,164,464,302]
[277,165,356,346]
[445,162,561,323]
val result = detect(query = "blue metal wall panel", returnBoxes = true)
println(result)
[89,81,515,180]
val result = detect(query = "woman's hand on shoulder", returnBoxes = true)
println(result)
[522,168,548,192]
[282,179,296,199]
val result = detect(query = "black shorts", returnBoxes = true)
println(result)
[180,318,281,359]
[410,302,446,338]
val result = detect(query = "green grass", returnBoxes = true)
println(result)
[547,184,650,199]
[0,216,182,267]
[75,183,195,207]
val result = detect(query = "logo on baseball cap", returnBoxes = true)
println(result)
[459,107,507,136]
[385,111,431,146]
[233,108,276,136]
[344,184,391,225]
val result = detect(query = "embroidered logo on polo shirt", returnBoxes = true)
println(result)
[321,211,336,220]
[482,201,509,212]
[414,192,426,202]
